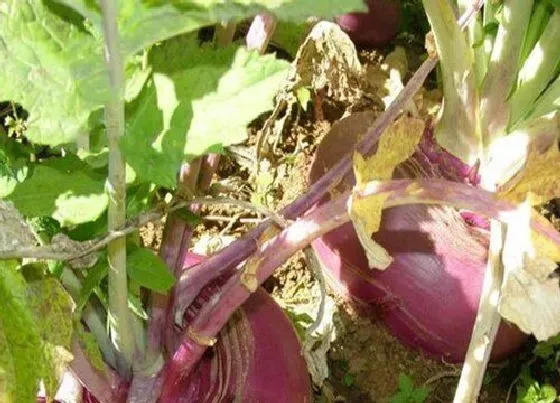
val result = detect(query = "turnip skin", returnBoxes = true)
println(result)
[309,118,528,362]
[161,253,312,403]
[335,0,401,47]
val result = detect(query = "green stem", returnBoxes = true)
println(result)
[522,73,560,123]
[509,10,560,127]
[422,0,481,165]
[519,0,554,68]
[456,0,486,86]
[99,0,135,374]
[60,268,120,371]
[480,0,534,142]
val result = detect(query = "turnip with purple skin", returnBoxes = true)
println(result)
[336,0,401,47]
[159,253,312,403]
[308,118,528,363]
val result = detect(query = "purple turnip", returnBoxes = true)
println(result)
[335,0,401,47]
[159,253,312,402]
[308,120,528,362]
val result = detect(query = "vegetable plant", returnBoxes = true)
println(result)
[0,1,559,403]
[389,373,430,403]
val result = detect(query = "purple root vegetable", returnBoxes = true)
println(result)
[308,120,528,362]
[335,0,401,47]
[160,253,312,403]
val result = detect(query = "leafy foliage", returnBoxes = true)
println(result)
[0,261,44,403]
[0,261,74,401]
[0,0,106,146]
[127,247,176,293]
[512,336,560,403]
[122,37,290,188]
[7,155,108,226]
[26,277,74,396]
[389,373,430,403]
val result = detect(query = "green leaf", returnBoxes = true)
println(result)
[77,258,108,311]
[0,261,44,403]
[128,292,149,320]
[7,155,108,226]
[127,247,175,293]
[343,372,355,387]
[296,87,312,110]
[121,38,290,187]
[3,0,364,147]
[0,136,29,198]
[522,73,560,124]
[272,22,308,57]
[509,10,560,126]
[398,373,415,393]
[58,0,366,57]
[0,0,109,146]
[26,277,74,396]
[174,208,202,226]
[76,325,105,372]
[390,373,430,403]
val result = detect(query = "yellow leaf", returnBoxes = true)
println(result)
[353,116,425,184]
[499,146,560,205]
[349,116,424,269]
[351,115,424,232]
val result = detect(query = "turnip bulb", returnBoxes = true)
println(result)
[160,253,312,403]
[335,0,401,48]
[309,121,528,362]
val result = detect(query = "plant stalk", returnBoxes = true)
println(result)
[453,220,504,403]
[130,157,220,400]
[480,0,534,144]
[100,0,135,374]
[60,268,120,371]
[509,10,560,126]
[69,337,126,403]
[422,0,481,165]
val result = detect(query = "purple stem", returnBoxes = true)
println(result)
[162,178,560,390]
[128,157,221,402]
[173,55,439,321]
[146,158,202,358]
[70,338,127,403]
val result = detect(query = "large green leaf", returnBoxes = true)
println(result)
[0,261,76,401]
[0,0,108,146]
[122,38,290,187]
[2,0,363,148]
[0,261,44,403]
[7,155,108,226]
[26,277,74,397]
[127,247,176,293]
[59,0,366,56]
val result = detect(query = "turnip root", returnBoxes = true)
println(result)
[159,253,312,402]
[336,0,401,47]
[309,118,528,362]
